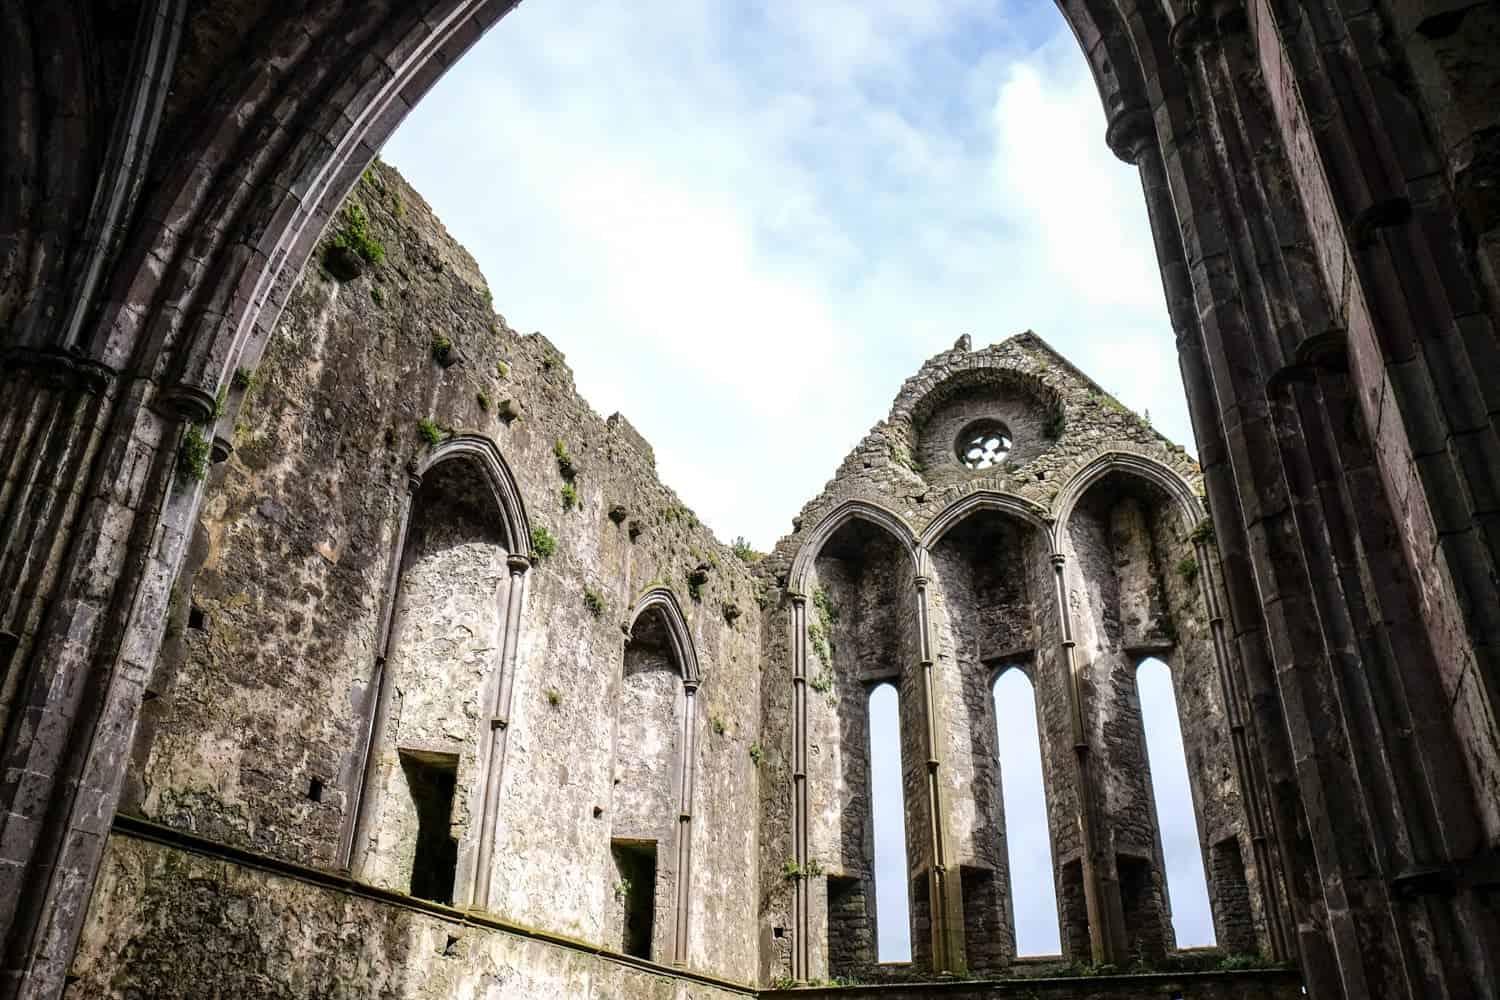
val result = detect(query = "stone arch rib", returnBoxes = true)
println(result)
[788,498,920,596]
[920,491,1052,551]
[414,434,531,556]
[627,586,702,688]
[1051,451,1203,542]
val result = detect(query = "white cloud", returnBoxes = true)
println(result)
[384,0,1211,954]
[385,1,1191,552]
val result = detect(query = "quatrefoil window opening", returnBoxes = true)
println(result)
[957,421,1012,470]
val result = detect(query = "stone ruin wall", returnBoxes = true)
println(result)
[66,160,1279,997]
[758,335,1270,981]
[94,159,765,987]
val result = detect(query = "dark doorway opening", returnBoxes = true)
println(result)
[400,749,459,904]
[612,839,658,959]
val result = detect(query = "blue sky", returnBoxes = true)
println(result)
[386,0,1211,959]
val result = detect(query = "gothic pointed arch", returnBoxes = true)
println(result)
[1052,451,1204,542]
[789,499,920,596]
[920,490,1052,550]
[625,586,702,686]
[414,433,532,556]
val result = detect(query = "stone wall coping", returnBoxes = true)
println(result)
[108,814,757,995]
[760,966,1302,997]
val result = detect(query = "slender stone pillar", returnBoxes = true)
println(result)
[1046,550,1124,963]
[789,593,810,980]
[674,682,698,965]
[473,554,530,909]
[912,560,964,973]
[343,470,421,872]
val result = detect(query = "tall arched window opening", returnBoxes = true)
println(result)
[1136,657,1214,948]
[867,682,912,963]
[992,667,1061,956]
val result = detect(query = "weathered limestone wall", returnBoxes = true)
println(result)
[107,160,763,984]
[762,970,1305,1000]
[67,830,754,1000]
[761,336,1246,978]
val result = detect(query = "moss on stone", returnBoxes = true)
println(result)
[177,426,212,483]
[322,200,384,280]
[530,525,558,559]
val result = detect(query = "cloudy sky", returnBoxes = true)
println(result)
[387,0,1211,958]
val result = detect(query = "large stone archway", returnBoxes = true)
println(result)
[3,2,1499,998]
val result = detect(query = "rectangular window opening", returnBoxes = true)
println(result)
[399,749,459,905]
[611,839,657,960]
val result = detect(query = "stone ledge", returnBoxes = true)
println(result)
[105,813,758,996]
[762,967,1302,998]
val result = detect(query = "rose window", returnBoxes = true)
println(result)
[957,421,1012,470]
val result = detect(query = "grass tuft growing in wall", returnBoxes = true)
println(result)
[177,426,211,483]
[417,418,445,445]
[1177,554,1200,586]
[1188,518,1215,546]
[553,438,576,479]
[583,586,606,618]
[232,366,257,391]
[430,334,452,364]
[560,481,580,511]
[731,536,761,562]
[749,743,764,766]
[323,200,385,275]
[530,525,558,560]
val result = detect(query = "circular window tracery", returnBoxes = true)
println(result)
[957,420,1012,470]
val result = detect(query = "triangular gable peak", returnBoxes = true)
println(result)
[766,333,1202,577]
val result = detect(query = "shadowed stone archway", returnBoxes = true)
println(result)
[3,2,1500,997]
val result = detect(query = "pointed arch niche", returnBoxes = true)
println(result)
[793,508,930,981]
[346,438,531,913]
[1059,460,1264,959]
[610,588,701,966]
[924,500,1056,972]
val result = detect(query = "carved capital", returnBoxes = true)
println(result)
[506,553,531,575]
[2,347,118,395]
[1105,105,1155,163]
[154,382,216,423]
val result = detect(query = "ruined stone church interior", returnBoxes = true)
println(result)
[2,3,1499,999]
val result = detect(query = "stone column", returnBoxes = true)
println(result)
[789,592,811,979]
[1127,91,1315,978]
[1046,550,1124,964]
[473,553,530,909]
[674,681,698,965]
[912,560,964,973]
[0,363,205,1000]
[343,469,421,871]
